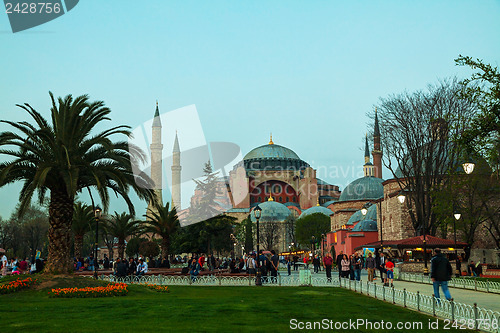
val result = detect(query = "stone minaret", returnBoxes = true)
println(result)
[372,109,383,179]
[363,134,374,177]
[148,101,163,214]
[171,131,181,210]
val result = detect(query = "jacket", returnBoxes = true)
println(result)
[430,254,452,281]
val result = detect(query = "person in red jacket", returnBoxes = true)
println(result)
[198,254,205,269]
[385,258,395,287]
[323,253,334,282]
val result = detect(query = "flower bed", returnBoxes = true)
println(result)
[0,277,37,294]
[145,284,170,293]
[48,283,128,298]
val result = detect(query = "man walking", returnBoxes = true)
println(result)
[430,248,453,301]
[336,251,343,279]
[270,250,279,283]
[365,252,376,282]
[323,253,333,282]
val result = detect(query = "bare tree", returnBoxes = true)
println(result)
[260,221,281,251]
[373,78,475,235]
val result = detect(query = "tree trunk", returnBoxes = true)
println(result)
[118,239,125,259]
[45,188,74,274]
[74,235,83,259]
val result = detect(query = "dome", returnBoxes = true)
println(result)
[352,219,378,232]
[244,143,300,160]
[321,199,338,207]
[346,210,363,226]
[242,142,310,171]
[299,205,333,219]
[250,200,292,223]
[339,176,384,202]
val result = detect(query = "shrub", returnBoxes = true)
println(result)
[0,277,37,294]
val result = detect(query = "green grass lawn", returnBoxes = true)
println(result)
[0,277,469,332]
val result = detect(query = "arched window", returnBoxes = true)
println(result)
[279,197,282,202]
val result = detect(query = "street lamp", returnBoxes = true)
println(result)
[253,205,262,286]
[462,162,475,175]
[454,209,461,277]
[94,205,102,280]
[321,233,326,257]
[397,191,406,204]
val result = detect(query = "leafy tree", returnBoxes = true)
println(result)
[139,240,160,259]
[146,202,180,258]
[295,213,330,248]
[0,92,155,273]
[72,202,94,259]
[125,237,147,258]
[234,216,253,253]
[456,56,500,247]
[104,212,143,259]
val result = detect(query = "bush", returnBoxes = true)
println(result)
[145,284,169,293]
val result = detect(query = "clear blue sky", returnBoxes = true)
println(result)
[1,0,499,219]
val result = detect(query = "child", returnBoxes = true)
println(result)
[385,257,395,287]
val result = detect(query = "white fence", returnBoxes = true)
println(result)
[97,274,500,333]
[400,272,500,294]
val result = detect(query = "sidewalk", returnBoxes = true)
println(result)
[389,279,500,312]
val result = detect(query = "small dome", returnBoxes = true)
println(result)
[250,200,292,223]
[339,176,384,202]
[244,143,301,160]
[299,205,333,219]
[352,219,378,232]
[346,210,363,226]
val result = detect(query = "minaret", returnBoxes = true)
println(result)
[363,134,374,177]
[148,101,163,213]
[372,108,383,178]
[171,131,181,210]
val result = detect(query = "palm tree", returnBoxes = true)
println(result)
[0,92,155,274]
[105,212,142,259]
[72,202,94,259]
[146,202,180,258]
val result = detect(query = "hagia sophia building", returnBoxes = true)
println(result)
[147,102,389,255]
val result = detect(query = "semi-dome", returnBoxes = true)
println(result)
[339,176,384,202]
[352,219,378,232]
[250,200,292,223]
[299,205,333,219]
[321,199,338,207]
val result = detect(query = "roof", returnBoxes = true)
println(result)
[153,102,161,127]
[226,208,250,213]
[339,176,384,202]
[250,201,292,222]
[244,143,300,161]
[321,199,338,207]
[356,235,468,250]
[299,205,333,219]
[352,219,377,232]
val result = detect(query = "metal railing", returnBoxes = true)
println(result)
[400,272,500,294]
[338,278,500,333]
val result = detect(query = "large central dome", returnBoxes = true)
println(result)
[242,140,309,171]
[244,143,301,160]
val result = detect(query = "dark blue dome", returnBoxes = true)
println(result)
[352,219,378,232]
[339,177,384,202]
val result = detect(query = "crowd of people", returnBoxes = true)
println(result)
[336,251,395,287]
[0,249,45,276]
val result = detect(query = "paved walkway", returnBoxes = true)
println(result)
[281,269,500,313]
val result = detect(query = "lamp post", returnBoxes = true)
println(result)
[94,205,102,280]
[311,235,316,256]
[253,205,262,286]
[321,233,326,257]
[454,210,461,277]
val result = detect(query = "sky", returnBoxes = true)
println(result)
[1,0,500,219]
